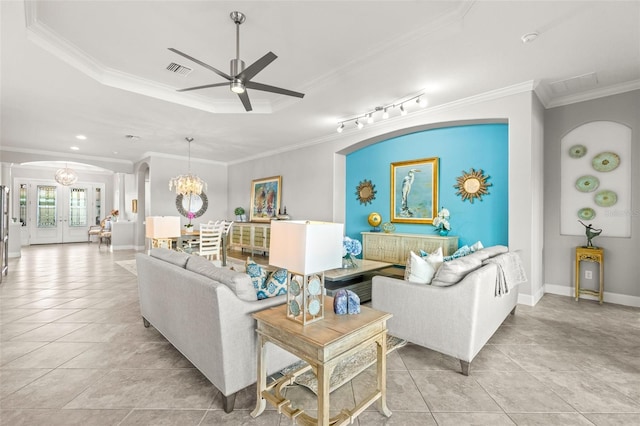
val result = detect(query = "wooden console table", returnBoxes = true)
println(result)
[575,246,604,304]
[251,298,392,426]
[362,231,458,264]
[229,222,270,256]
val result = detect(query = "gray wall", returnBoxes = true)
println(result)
[147,154,229,225]
[544,90,640,303]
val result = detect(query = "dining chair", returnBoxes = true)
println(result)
[197,222,225,264]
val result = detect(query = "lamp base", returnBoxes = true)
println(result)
[286,272,325,325]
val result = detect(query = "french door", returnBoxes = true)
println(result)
[28,182,104,244]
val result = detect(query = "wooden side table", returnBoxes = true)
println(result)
[575,246,604,304]
[251,297,392,426]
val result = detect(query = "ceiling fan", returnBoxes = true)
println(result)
[169,11,305,112]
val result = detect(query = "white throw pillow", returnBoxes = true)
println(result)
[407,251,436,284]
[470,240,484,252]
[425,246,444,271]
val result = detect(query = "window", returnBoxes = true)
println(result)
[19,184,27,226]
[69,187,87,227]
[37,185,57,228]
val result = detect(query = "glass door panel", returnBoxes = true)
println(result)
[32,185,62,244]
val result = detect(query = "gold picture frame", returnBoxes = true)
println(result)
[390,157,439,224]
[250,176,282,222]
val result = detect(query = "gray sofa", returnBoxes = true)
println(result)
[372,245,524,375]
[136,249,299,412]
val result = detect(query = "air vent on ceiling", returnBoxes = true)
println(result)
[166,62,193,76]
[549,72,598,95]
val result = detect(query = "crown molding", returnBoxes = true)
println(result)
[139,151,227,166]
[23,2,273,114]
[1,145,133,165]
[543,79,640,109]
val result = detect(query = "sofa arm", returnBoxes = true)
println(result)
[372,263,506,363]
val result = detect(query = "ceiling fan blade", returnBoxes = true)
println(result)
[177,83,229,92]
[245,81,305,98]
[168,48,232,81]
[238,90,253,112]
[238,51,277,81]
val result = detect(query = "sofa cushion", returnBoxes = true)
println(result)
[417,246,444,270]
[405,251,436,284]
[431,255,483,287]
[478,245,509,258]
[186,255,257,302]
[150,248,190,268]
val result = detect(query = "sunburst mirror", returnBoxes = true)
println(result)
[454,168,491,203]
[356,179,377,205]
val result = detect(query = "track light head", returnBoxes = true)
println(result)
[382,108,389,119]
[367,113,374,124]
[337,123,344,133]
[400,104,407,116]
[417,97,427,108]
[356,119,364,129]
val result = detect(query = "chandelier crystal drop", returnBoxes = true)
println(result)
[169,137,207,196]
[55,165,78,186]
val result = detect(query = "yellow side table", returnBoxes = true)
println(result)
[575,246,604,304]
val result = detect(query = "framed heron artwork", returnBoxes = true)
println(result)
[390,157,439,224]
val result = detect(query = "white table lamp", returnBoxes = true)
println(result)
[270,220,344,325]
[145,216,181,250]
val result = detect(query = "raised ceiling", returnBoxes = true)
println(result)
[1,1,639,166]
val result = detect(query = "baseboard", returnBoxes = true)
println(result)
[545,282,640,308]
[517,284,544,307]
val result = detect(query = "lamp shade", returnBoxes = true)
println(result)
[269,220,344,274]
[145,216,181,239]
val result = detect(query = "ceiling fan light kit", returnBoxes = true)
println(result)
[169,11,304,112]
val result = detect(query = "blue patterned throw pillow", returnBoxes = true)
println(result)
[246,258,267,292]
[260,268,288,300]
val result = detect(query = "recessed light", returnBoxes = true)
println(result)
[75,135,87,140]
[70,146,80,150]
[521,32,539,44]
[125,134,141,141]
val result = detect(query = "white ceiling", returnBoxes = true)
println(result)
[2,1,639,166]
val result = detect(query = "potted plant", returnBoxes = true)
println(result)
[433,207,451,236]
[234,207,246,222]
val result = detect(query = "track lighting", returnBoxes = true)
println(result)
[367,113,374,124]
[335,92,426,133]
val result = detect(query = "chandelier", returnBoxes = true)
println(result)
[55,164,78,186]
[169,137,207,196]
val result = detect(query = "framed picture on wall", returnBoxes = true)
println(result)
[390,157,439,224]
[250,176,282,222]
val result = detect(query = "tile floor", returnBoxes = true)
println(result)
[1,243,639,425]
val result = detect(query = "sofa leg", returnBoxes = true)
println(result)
[460,360,470,376]
[510,306,517,315]
[222,393,236,413]
[142,317,150,328]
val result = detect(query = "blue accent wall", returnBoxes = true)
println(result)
[346,123,509,250]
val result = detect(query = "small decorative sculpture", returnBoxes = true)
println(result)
[333,289,360,315]
[578,220,602,248]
